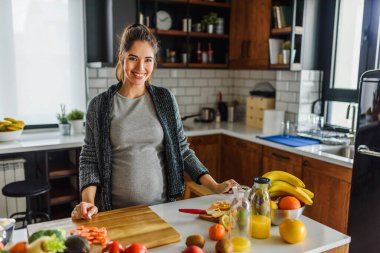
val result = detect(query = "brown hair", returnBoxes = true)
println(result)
[115,24,159,83]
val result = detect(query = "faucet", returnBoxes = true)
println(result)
[346,103,357,145]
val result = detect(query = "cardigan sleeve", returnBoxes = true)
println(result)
[169,92,209,184]
[79,99,101,192]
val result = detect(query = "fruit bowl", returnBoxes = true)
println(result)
[0,218,16,246]
[0,130,23,142]
[271,205,305,225]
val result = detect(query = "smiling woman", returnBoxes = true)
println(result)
[0,0,86,126]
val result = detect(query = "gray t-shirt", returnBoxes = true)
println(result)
[110,92,166,208]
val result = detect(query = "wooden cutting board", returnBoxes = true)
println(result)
[27,205,181,249]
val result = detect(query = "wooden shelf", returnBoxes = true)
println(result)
[189,0,230,8]
[270,63,301,71]
[48,164,77,178]
[189,31,229,39]
[152,29,229,39]
[145,0,230,8]
[158,62,187,68]
[49,186,78,205]
[271,26,303,35]
[188,63,227,68]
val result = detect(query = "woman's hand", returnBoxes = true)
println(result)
[71,202,98,220]
[213,179,239,194]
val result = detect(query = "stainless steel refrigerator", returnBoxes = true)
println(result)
[348,69,380,252]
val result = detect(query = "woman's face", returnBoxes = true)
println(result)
[122,40,154,86]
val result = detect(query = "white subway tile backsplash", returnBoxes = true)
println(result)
[186,87,201,96]
[161,78,178,87]
[179,78,194,87]
[250,70,263,79]
[170,69,186,78]
[88,79,107,88]
[262,70,276,80]
[186,69,201,78]
[201,69,215,78]
[209,78,222,87]
[215,70,229,78]
[87,66,321,124]
[87,68,97,78]
[154,69,171,78]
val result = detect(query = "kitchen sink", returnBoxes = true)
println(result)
[319,145,355,160]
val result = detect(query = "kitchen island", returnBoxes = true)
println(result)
[12,194,350,253]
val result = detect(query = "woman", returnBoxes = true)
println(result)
[72,24,237,220]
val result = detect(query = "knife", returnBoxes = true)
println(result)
[178,208,213,215]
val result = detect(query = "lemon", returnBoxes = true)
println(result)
[270,200,278,210]
[211,208,225,218]
[231,236,251,252]
[279,219,307,244]
[219,214,236,230]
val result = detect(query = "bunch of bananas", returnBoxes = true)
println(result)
[0,117,25,132]
[262,170,314,205]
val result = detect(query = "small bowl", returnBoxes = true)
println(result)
[0,218,16,246]
[271,205,305,225]
[0,130,23,142]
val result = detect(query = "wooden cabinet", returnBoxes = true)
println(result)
[229,0,271,69]
[188,135,220,181]
[220,135,262,186]
[262,146,302,179]
[138,0,230,68]
[302,157,352,233]
[38,148,81,220]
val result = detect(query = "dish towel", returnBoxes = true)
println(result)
[258,135,321,147]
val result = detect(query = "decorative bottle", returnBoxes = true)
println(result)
[229,186,251,252]
[250,177,271,239]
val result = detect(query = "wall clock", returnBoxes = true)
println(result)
[156,10,172,30]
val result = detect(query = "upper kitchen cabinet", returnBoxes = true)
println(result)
[85,0,136,65]
[229,0,271,69]
[269,0,320,71]
[137,0,230,68]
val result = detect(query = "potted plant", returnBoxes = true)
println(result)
[181,43,192,64]
[202,12,218,33]
[282,40,291,64]
[56,104,71,136]
[67,109,85,135]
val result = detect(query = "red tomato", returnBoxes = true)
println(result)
[102,241,123,253]
[124,243,148,253]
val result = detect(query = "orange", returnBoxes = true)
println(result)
[279,219,307,244]
[278,196,301,210]
[209,224,226,241]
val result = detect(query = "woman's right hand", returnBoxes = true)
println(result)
[71,202,98,220]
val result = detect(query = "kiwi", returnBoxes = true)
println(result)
[185,234,205,248]
[215,239,233,253]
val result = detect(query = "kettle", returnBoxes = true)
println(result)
[200,107,216,122]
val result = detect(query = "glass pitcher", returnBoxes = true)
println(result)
[250,177,271,239]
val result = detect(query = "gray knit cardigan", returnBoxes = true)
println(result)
[79,82,209,211]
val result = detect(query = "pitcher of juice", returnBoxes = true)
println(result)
[229,186,251,252]
[250,177,271,239]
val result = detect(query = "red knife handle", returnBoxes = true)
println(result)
[179,208,207,214]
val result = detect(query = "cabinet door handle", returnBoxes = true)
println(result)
[303,160,310,167]
[246,40,251,58]
[271,152,290,160]
[357,145,380,157]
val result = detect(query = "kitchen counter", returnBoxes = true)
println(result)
[0,122,352,168]
[11,194,351,253]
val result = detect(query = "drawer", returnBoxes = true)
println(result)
[247,96,275,109]
[246,108,264,118]
[263,146,302,166]
[246,116,263,129]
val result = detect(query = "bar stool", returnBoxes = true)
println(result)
[2,179,50,228]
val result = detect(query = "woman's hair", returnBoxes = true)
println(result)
[115,24,159,82]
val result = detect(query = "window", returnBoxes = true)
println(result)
[320,0,380,130]
[0,0,86,127]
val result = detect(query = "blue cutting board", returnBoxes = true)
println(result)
[258,135,321,147]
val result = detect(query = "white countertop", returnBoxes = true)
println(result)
[0,122,352,168]
[11,194,351,253]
